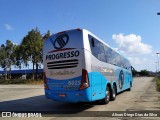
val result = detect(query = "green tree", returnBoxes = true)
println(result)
[0,44,6,68]
[21,28,44,80]
[139,69,149,76]
[11,45,22,69]
[0,40,16,79]
[0,44,7,79]
[43,30,51,40]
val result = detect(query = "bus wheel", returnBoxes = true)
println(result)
[101,86,110,104]
[111,85,116,101]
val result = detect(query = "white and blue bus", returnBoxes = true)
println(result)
[43,28,133,104]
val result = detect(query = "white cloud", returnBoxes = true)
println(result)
[4,24,13,31]
[127,56,156,71]
[112,34,152,55]
[128,57,142,65]
[112,33,156,72]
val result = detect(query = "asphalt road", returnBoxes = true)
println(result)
[0,77,159,120]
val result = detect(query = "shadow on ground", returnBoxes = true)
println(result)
[0,95,95,114]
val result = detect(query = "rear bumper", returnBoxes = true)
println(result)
[45,88,92,103]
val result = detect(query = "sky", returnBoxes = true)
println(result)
[0,0,160,72]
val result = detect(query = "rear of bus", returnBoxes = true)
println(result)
[43,29,91,103]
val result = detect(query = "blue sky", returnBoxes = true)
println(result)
[0,0,160,71]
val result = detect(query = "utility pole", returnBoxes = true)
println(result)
[156,62,158,73]
[156,52,160,73]
[156,12,160,75]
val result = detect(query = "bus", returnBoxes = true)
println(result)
[43,28,133,104]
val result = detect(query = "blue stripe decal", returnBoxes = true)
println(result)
[46,76,82,91]
[45,71,132,103]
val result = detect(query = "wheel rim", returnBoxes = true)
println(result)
[112,86,116,98]
[106,87,110,101]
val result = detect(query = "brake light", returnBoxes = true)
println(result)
[57,31,66,34]
[79,69,90,90]
[57,28,82,35]
[76,28,82,31]
[43,72,49,90]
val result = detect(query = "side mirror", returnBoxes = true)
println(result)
[131,66,136,77]
[131,66,135,71]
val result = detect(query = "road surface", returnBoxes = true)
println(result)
[0,77,159,120]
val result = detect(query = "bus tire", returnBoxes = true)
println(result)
[111,85,116,101]
[101,85,110,104]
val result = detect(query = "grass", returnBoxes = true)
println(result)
[0,79,43,85]
[156,77,160,92]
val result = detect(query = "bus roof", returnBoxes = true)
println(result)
[48,28,130,62]
[82,29,130,62]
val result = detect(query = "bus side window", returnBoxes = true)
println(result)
[88,34,106,62]
[91,38,95,47]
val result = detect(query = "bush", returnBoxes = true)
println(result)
[0,79,43,84]
[156,78,160,92]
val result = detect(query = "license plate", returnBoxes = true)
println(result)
[58,93,66,97]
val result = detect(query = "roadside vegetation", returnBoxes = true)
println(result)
[0,28,51,81]
[156,77,160,92]
[132,69,154,77]
[0,79,43,85]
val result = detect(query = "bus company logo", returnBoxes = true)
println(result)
[52,34,69,49]
[118,70,124,89]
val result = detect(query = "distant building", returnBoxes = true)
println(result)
[0,69,43,79]
[148,71,156,77]
[156,72,160,78]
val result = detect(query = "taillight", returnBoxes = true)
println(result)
[76,28,82,31]
[79,69,90,90]
[57,31,66,34]
[43,72,49,90]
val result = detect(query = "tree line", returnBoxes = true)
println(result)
[0,28,51,80]
[132,69,152,76]
[0,27,153,80]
